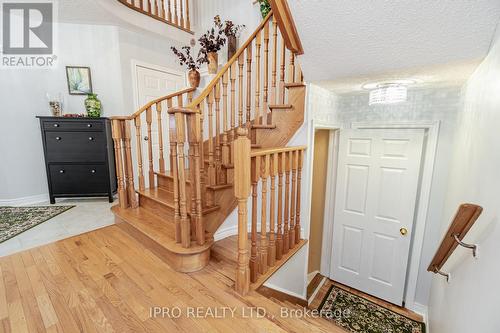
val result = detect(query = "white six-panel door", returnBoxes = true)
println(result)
[330,129,425,305]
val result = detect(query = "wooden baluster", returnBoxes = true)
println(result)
[230,62,237,146]
[259,154,269,274]
[173,0,178,25]
[207,91,216,188]
[159,0,165,18]
[276,152,284,259]
[167,0,172,22]
[279,36,286,104]
[268,153,277,266]
[188,90,193,104]
[254,30,261,125]
[168,113,181,243]
[238,53,244,127]
[263,21,270,124]
[147,0,152,14]
[154,0,159,16]
[198,102,207,207]
[187,112,204,245]
[156,102,165,173]
[234,128,251,296]
[185,0,190,30]
[179,0,184,28]
[146,107,154,188]
[222,72,230,167]
[123,120,138,208]
[289,53,295,83]
[112,120,128,209]
[215,80,222,183]
[246,43,253,127]
[177,93,184,108]
[271,16,278,105]
[295,149,303,244]
[139,0,144,11]
[134,116,145,191]
[289,150,297,248]
[250,155,260,283]
[167,98,174,170]
[283,150,290,253]
[176,112,190,248]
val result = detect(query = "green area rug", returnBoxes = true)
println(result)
[318,285,425,333]
[0,206,74,243]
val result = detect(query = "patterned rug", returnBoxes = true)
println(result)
[0,206,74,243]
[318,285,425,333]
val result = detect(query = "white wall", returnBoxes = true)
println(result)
[0,23,123,201]
[428,24,500,333]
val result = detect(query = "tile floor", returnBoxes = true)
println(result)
[0,197,115,257]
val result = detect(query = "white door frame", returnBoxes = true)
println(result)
[341,121,440,315]
[130,59,186,110]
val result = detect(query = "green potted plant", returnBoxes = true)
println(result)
[258,0,271,18]
[85,93,102,118]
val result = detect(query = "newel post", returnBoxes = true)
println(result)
[111,119,128,209]
[233,127,251,295]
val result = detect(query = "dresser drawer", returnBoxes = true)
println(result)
[49,164,109,195]
[43,120,103,131]
[45,131,106,162]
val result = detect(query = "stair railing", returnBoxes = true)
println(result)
[233,129,306,295]
[117,0,192,33]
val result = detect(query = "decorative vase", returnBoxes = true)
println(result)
[85,93,102,118]
[228,35,237,60]
[188,69,201,88]
[207,52,219,74]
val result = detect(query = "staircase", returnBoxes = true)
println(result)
[110,2,306,296]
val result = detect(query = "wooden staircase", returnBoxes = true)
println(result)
[110,3,306,296]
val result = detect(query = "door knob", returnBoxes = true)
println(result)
[400,228,408,236]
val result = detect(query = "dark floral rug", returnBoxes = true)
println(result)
[0,206,74,243]
[318,285,425,333]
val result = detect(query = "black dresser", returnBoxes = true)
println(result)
[37,117,117,204]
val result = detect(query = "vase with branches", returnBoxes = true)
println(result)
[198,15,227,74]
[171,46,206,88]
[223,19,245,59]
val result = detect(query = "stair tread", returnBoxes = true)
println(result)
[284,82,306,88]
[112,205,212,255]
[268,104,293,109]
[252,123,277,129]
[138,187,220,214]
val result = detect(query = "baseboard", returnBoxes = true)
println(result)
[213,225,238,241]
[0,193,49,206]
[264,282,307,304]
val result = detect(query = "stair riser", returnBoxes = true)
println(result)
[115,216,210,273]
[139,194,175,220]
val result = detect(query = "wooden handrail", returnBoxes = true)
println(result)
[428,203,483,274]
[251,145,306,157]
[186,13,274,109]
[110,88,196,121]
[269,0,304,55]
[117,0,194,34]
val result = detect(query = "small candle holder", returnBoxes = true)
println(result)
[46,93,64,117]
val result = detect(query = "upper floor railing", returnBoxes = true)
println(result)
[118,0,193,33]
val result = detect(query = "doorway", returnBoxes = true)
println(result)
[330,128,425,305]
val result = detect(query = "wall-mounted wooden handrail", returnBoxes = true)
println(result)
[269,0,304,55]
[117,0,194,34]
[428,203,483,278]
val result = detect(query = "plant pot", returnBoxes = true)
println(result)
[207,52,219,74]
[85,93,102,118]
[188,69,201,88]
[228,35,237,60]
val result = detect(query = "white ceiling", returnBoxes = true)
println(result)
[288,0,500,82]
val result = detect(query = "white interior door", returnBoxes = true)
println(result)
[330,128,425,305]
[135,65,185,184]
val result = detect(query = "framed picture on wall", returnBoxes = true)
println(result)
[66,66,93,95]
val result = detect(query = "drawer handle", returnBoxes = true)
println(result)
[59,169,65,174]
[87,124,92,128]
[55,136,61,141]
[88,137,94,141]
[91,169,96,174]
[53,123,59,127]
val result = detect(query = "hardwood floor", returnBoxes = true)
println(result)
[309,278,424,323]
[0,225,344,333]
